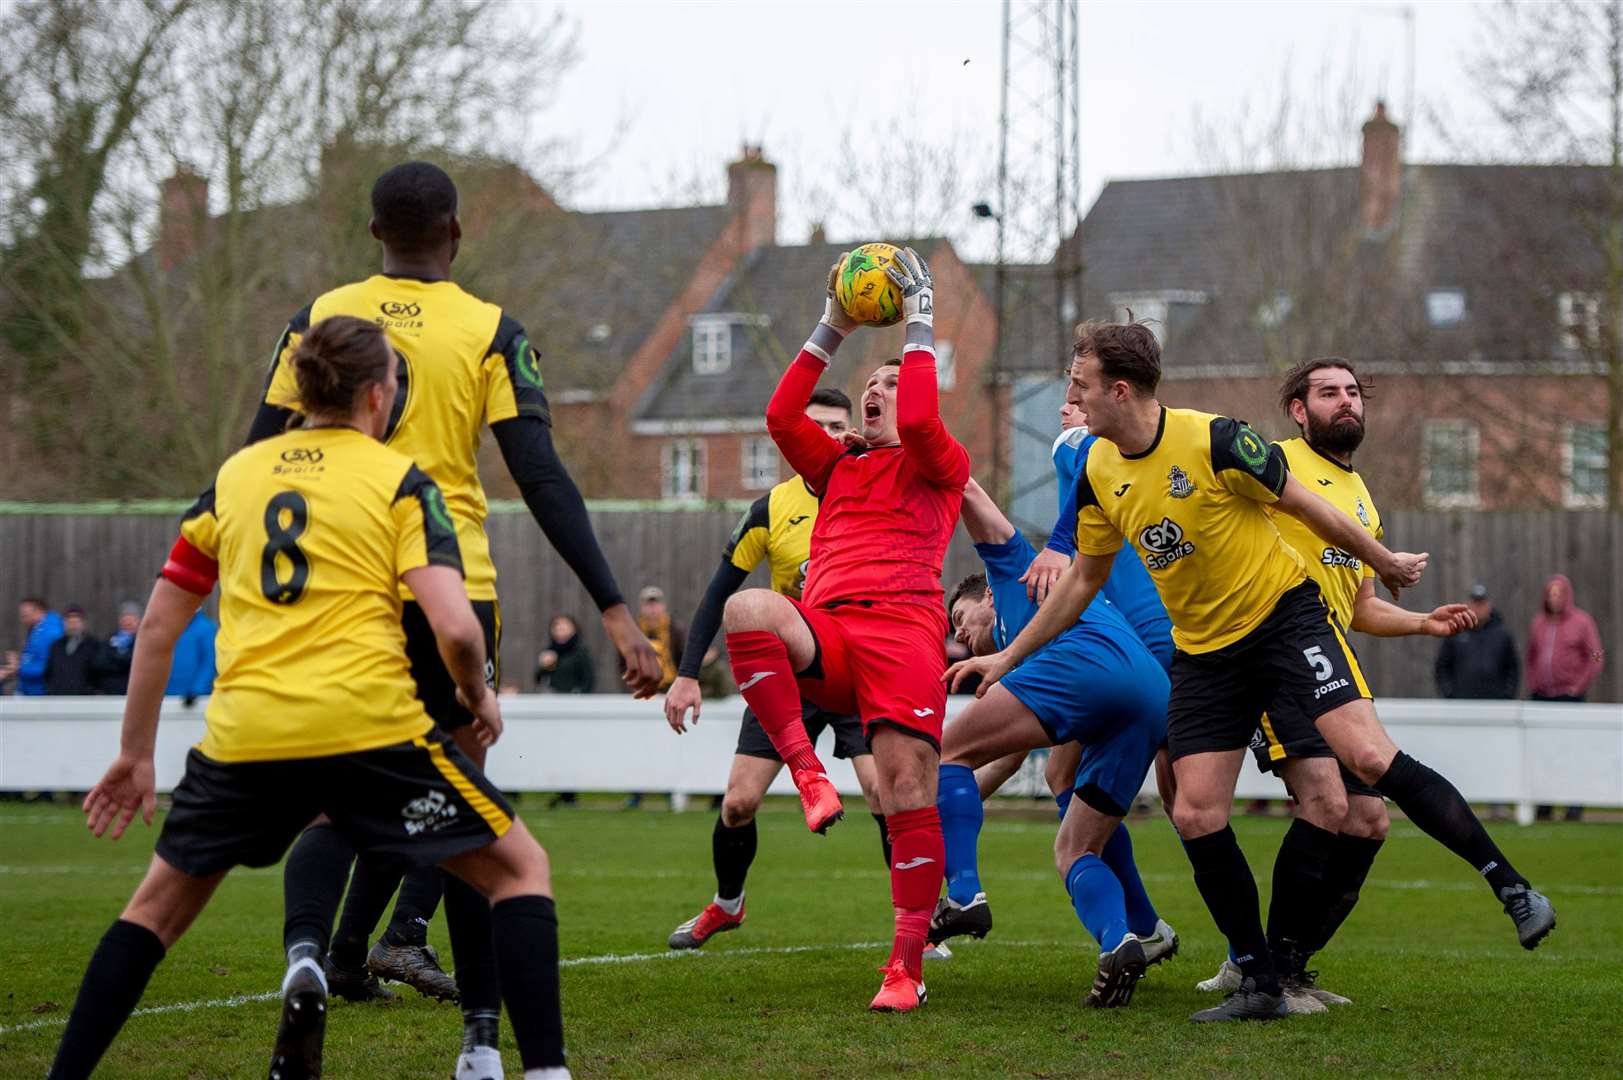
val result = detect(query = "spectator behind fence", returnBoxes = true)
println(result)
[45,604,100,695]
[165,608,217,703]
[95,601,142,695]
[536,614,596,693]
[632,585,683,694]
[1435,583,1520,700]
[1527,574,1604,703]
[10,597,64,696]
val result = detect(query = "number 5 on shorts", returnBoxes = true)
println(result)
[1302,645,1332,682]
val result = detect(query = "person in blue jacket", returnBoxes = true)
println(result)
[14,598,65,696]
[165,609,217,702]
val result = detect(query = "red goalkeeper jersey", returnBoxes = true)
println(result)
[765,346,969,610]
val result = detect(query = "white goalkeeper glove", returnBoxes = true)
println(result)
[885,247,934,329]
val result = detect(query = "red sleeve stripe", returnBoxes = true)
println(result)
[162,536,219,595]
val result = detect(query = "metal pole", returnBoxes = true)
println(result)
[992,0,1011,503]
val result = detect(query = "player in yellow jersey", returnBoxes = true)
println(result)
[1190,358,1485,1008]
[661,389,888,950]
[246,163,659,1075]
[947,321,1554,1022]
[48,318,573,1080]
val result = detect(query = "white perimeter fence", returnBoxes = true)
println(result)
[3,696,1619,827]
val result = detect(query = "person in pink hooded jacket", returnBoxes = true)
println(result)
[1527,574,1604,703]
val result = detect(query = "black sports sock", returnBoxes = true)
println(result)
[49,919,166,1080]
[1375,752,1528,895]
[491,895,566,1070]
[712,817,757,901]
[1265,818,1338,964]
[1182,826,1277,993]
[282,823,354,957]
[872,812,892,869]
[1307,833,1385,953]
[332,856,405,967]
[383,865,445,947]
[444,870,502,1040]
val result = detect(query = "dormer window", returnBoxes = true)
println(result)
[692,318,731,374]
[1559,291,1601,350]
[1255,293,1293,330]
[587,322,611,343]
[1426,288,1466,327]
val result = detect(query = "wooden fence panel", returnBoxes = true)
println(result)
[2,509,1616,702]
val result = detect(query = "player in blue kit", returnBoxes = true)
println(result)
[933,478,1173,1007]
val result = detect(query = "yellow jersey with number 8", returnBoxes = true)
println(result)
[179,427,462,763]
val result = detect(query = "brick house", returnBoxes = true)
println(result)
[1002,103,1615,521]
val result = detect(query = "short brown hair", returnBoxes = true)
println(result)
[947,571,988,617]
[1073,317,1160,394]
[1277,357,1373,418]
[292,316,393,417]
[809,387,852,413]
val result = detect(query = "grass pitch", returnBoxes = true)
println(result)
[2,799,1618,1078]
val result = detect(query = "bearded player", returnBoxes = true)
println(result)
[720,248,966,1012]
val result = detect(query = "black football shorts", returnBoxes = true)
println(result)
[402,599,501,731]
[736,699,870,761]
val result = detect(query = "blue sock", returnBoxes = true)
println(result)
[937,764,984,904]
[1065,854,1129,952]
[1102,824,1159,936]
[1055,788,1073,821]
[1179,833,1238,962]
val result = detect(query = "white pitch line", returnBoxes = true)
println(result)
[0,939,1060,1037]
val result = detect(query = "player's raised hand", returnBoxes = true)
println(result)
[1379,550,1428,596]
[603,605,664,699]
[1422,602,1476,637]
[458,685,504,747]
[822,257,860,335]
[884,247,934,327]
[943,650,1014,698]
[83,753,156,840]
[1020,548,1071,605]
[664,676,703,734]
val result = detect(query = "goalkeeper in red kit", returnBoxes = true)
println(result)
[721,247,968,1012]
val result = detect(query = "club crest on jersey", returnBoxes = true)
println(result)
[1167,466,1194,499]
[1138,516,1196,569]
[1355,496,1370,527]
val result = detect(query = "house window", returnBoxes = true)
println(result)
[741,436,778,491]
[661,438,706,501]
[1426,288,1466,327]
[1422,420,1480,508]
[1113,295,1168,342]
[1563,422,1609,508]
[936,340,956,391]
[1255,293,1292,330]
[1558,291,1601,350]
[692,319,731,374]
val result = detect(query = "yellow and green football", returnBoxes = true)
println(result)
[836,242,905,326]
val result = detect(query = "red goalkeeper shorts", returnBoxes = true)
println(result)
[788,597,948,750]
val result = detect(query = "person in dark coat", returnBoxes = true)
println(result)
[1435,584,1520,700]
[45,605,102,695]
[94,601,143,695]
[535,615,596,694]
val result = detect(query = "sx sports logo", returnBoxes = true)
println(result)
[401,789,459,836]
[380,301,421,319]
[279,447,323,464]
[1137,516,1195,570]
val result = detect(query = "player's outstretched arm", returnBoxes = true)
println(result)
[960,477,1016,545]
[1351,577,1476,638]
[765,261,855,491]
[1274,472,1427,595]
[403,564,502,746]
[666,560,751,733]
[889,248,970,487]
[86,577,204,840]
[944,550,1114,696]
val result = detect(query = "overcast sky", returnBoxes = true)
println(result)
[533,0,1492,254]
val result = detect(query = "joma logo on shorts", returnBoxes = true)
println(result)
[1313,677,1350,700]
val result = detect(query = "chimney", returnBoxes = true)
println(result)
[809,222,826,246]
[158,167,208,270]
[726,144,777,251]
[1358,101,1401,237]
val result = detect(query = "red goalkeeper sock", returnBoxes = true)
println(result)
[886,806,944,979]
[725,631,822,775]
